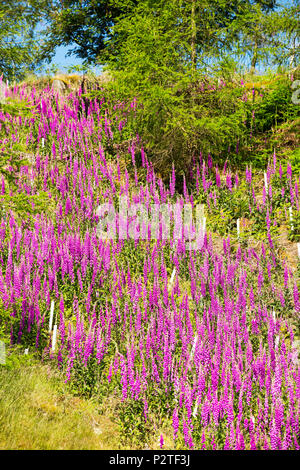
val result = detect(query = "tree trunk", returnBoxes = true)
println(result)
[191,0,196,74]
[250,41,258,74]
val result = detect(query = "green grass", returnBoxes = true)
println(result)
[0,355,120,450]
[0,348,177,450]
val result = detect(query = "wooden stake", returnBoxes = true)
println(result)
[264,172,268,192]
[52,325,57,352]
[168,267,176,290]
[289,206,294,231]
[49,300,54,332]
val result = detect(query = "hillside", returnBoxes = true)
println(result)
[0,71,299,450]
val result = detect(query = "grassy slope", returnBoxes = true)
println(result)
[0,356,120,450]
[0,349,175,450]
[0,72,299,449]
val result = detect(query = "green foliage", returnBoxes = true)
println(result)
[0,97,36,119]
[289,147,300,174]
[0,191,51,219]
[68,354,105,398]
[249,77,300,133]
[43,0,282,69]
[0,96,52,219]
[288,210,300,242]
[0,299,17,349]
[0,344,35,370]
[0,1,48,80]
[116,399,150,448]
[40,0,136,64]
[98,1,253,173]
[91,0,299,176]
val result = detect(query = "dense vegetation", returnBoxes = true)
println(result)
[0,70,299,449]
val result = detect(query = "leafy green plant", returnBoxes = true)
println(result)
[288,210,300,242]
[249,77,299,133]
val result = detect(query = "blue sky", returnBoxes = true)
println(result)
[48,45,102,75]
